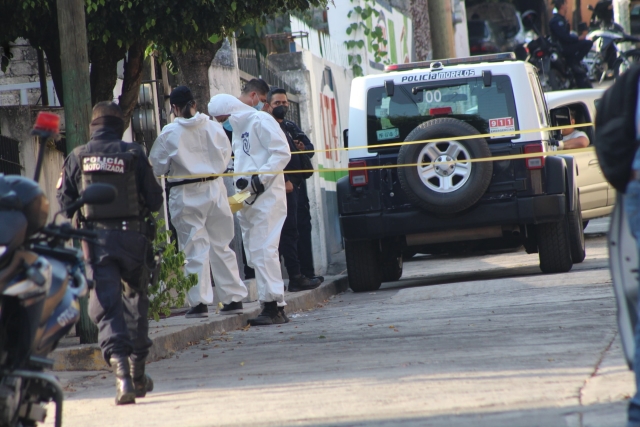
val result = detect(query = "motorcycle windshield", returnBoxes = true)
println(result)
[609,193,638,369]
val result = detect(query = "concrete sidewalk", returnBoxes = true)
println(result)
[52,276,348,371]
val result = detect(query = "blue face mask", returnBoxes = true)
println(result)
[222,119,233,132]
[254,101,265,111]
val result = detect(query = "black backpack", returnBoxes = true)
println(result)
[595,65,640,193]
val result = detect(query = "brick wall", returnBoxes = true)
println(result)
[0,38,52,106]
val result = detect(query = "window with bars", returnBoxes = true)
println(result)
[0,136,22,175]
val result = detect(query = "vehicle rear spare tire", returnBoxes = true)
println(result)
[537,218,573,274]
[345,239,382,292]
[397,118,493,215]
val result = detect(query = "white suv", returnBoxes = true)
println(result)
[338,53,609,292]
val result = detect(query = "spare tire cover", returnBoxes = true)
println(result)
[397,117,493,215]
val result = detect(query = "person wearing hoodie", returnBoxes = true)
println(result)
[208,91,292,326]
[149,86,248,319]
[57,101,163,405]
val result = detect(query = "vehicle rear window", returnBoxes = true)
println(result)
[366,75,518,151]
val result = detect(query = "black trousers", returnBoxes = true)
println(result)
[562,40,593,65]
[297,180,315,277]
[279,183,301,278]
[87,230,152,363]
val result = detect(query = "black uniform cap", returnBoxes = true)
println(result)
[170,86,194,106]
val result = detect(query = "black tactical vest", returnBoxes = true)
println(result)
[79,151,140,221]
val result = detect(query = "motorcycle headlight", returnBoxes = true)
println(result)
[0,246,6,258]
[550,52,559,62]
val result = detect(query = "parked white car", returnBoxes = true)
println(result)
[545,89,615,222]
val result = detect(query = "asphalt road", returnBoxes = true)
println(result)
[48,218,633,427]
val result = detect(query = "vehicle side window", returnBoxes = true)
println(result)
[552,102,594,146]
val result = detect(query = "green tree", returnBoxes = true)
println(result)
[0,0,326,125]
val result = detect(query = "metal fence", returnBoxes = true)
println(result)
[236,49,299,95]
[0,136,22,175]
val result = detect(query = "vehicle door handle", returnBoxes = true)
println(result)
[588,159,599,166]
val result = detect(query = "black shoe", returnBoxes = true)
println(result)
[130,358,154,398]
[185,303,208,318]
[278,307,290,324]
[220,301,243,315]
[110,355,136,405]
[302,274,325,283]
[288,275,321,292]
[249,301,285,326]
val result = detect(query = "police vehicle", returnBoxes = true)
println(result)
[338,53,612,292]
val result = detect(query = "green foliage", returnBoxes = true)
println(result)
[148,217,197,322]
[0,0,328,89]
[344,0,389,77]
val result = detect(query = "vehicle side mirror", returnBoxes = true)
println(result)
[588,5,594,11]
[343,129,349,149]
[550,106,571,140]
[81,183,117,205]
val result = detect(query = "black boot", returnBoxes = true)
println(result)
[130,358,154,398]
[248,301,285,326]
[109,355,136,405]
[288,275,321,292]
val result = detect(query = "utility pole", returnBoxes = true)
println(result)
[427,0,456,59]
[56,0,92,152]
[57,0,97,343]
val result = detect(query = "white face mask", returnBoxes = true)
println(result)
[254,100,265,111]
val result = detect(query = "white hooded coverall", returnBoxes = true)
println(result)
[149,112,248,307]
[208,95,291,305]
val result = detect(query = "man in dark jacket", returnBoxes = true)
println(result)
[549,0,593,87]
[57,101,163,405]
[267,88,321,292]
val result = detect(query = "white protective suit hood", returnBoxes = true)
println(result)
[172,111,210,127]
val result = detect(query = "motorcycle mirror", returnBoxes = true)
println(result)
[588,4,594,10]
[53,183,117,222]
[80,183,117,205]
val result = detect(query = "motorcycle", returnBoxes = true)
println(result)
[0,112,116,427]
[584,1,640,81]
[521,10,591,91]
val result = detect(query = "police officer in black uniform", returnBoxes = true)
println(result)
[57,102,163,405]
[267,88,321,292]
[549,0,593,87]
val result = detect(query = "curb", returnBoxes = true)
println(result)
[51,276,348,371]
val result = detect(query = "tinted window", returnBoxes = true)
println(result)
[366,75,518,151]
[468,21,488,38]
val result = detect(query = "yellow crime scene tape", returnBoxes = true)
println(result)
[160,122,596,182]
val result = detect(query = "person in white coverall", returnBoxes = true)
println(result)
[149,86,247,319]
[208,90,292,326]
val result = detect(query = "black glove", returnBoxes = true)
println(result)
[251,175,265,195]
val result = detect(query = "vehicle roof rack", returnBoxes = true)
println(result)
[384,52,517,72]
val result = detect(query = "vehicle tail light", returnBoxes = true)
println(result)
[349,161,368,187]
[524,143,545,170]
[535,50,545,58]
[385,64,399,71]
[429,107,452,116]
